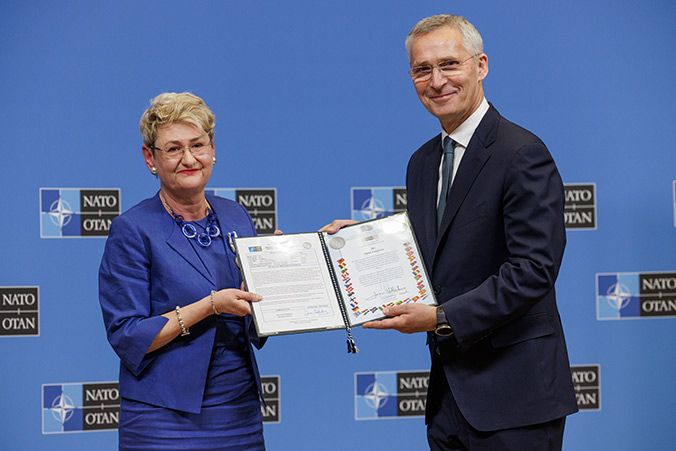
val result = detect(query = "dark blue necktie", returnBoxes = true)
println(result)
[437,136,455,229]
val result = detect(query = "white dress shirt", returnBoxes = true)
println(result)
[437,97,490,206]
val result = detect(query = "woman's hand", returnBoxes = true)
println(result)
[213,288,262,316]
[147,288,262,353]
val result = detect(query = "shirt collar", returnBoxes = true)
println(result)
[441,97,489,148]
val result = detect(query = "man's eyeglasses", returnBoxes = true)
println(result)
[408,55,479,83]
[149,141,213,161]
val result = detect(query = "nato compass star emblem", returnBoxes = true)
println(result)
[48,198,73,228]
[363,381,389,409]
[605,282,632,311]
[351,187,406,221]
[359,197,386,220]
[50,394,76,424]
[596,273,642,320]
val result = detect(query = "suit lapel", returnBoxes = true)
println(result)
[159,195,215,285]
[207,195,245,286]
[433,105,500,259]
[420,135,443,261]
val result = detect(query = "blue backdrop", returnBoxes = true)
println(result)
[1,1,675,449]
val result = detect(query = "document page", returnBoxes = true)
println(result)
[235,233,345,336]
[324,213,436,326]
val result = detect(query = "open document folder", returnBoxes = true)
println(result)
[232,212,436,340]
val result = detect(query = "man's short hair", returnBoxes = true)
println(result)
[405,14,484,62]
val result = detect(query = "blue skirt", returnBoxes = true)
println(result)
[118,344,264,451]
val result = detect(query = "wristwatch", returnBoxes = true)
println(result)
[434,305,453,336]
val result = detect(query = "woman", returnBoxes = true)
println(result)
[99,92,266,450]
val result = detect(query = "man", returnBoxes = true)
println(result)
[322,14,577,450]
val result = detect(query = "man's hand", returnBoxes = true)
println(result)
[319,219,358,234]
[362,303,437,334]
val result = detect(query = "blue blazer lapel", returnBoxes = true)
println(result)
[160,196,215,286]
[207,194,245,287]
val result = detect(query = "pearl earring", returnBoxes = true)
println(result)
[150,167,157,175]
[212,156,217,165]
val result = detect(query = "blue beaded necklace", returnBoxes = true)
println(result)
[161,194,221,247]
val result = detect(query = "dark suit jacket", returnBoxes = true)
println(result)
[99,192,265,414]
[407,104,578,431]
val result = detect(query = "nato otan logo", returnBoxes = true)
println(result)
[42,382,120,433]
[571,365,601,411]
[355,370,428,420]
[351,187,407,222]
[260,375,280,423]
[207,188,277,235]
[597,271,676,319]
[0,287,39,336]
[564,183,596,229]
[40,188,120,237]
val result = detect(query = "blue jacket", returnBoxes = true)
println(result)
[99,192,264,414]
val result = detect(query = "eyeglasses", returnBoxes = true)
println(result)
[408,55,479,83]
[149,141,213,161]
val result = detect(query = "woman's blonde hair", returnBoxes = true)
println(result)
[139,92,215,146]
